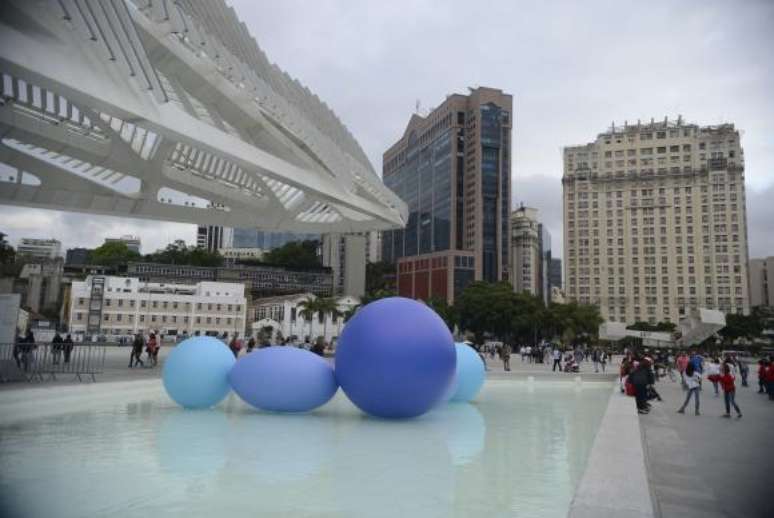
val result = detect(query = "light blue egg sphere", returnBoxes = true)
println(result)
[450,342,486,402]
[163,336,235,409]
[229,346,338,412]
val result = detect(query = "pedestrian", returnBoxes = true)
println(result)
[246,336,256,353]
[129,333,145,368]
[311,338,325,357]
[629,359,651,414]
[719,363,742,418]
[706,357,721,397]
[738,359,749,387]
[766,358,774,401]
[51,331,63,365]
[689,350,704,375]
[229,333,242,358]
[592,348,600,373]
[501,343,512,371]
[63,334,74,363]
[677,362,702,416]
[21,330,36,372]
[147,332,159,367]
[552,347,562,372]
[600,350,608,373]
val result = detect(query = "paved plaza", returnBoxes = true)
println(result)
[640,374,774,518]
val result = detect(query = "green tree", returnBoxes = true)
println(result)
[719,311,764,345]
[456,282,518,344]
[315,297,340,341]
[260,240,321,269]
[546,302,603,346]
[297,296,319,341]
[360,289,395,306]
[145,240,223,267]
[425,296,457,332]
[89,241,141,267]
[511,291,546,345]
[366,261,396,292]
[0,232,15,265]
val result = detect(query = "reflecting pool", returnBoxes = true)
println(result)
[0,379,610,517]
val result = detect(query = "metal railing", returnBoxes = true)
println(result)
[0,343,107,383]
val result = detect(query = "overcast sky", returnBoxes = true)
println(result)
[2,0,773,260]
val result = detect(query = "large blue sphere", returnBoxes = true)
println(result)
[450,342,486,402]
[229,347,338,412]
[162,336,235,409]
[335,297,456,418]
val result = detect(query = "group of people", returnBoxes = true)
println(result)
[128,332,159,368]
[13,330,75,371]
[226,333,328,359]
[621,348,774,418]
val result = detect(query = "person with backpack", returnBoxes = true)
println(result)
[719,363,742,419]
[678,362,702,416]
[629,359,651,414]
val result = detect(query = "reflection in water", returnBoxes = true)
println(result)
[0,381,611,518]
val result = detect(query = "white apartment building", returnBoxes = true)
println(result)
[321,232,376,297]
[510,206,541,296]
[563,118,750,325]
[251,293,359,345]
[17,238,61,260]
[68,276,247,338]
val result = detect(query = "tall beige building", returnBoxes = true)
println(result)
[511,206,541,296]
[563,118,750,325]
[749,257,774,307]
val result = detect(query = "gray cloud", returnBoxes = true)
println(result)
[2,0,773,260]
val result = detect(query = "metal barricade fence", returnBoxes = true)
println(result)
[0,343,107,383]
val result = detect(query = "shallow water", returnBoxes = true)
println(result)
[0,380,610,518]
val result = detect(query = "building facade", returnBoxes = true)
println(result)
[510,206,541,296]
[749,257,774,307]
[219,247,265,262]
[563,118,750,325]
[549,258,562,290]
[68,276,246,338]
[383,87,513,303]
[321,232,381,297]
[196,225,233,253]
[16,238,61,260]
[104,235,141,254]
[250,293,359,344]
[65,248,92,265]
[127,262,333,298]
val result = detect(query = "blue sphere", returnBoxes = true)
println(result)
[229,347,338,412]
[335,297,456,418]
[450,342,486,402]
[162,336,235,409]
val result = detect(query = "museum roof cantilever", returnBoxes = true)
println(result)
[0,0,407,232]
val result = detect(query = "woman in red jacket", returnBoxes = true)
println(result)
[719,364,742,418]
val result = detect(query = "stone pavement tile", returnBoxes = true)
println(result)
[569,504,654,518]
[659,502,727,518]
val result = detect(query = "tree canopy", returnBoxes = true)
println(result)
[144,240,223,267]
[256,240,321,269]
[0,232,15,266]
[89,241,141,267]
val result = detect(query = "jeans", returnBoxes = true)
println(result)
[634,384,648,410]
[724,390,741,415]
[680,387,700,413]
[552,359,561,371]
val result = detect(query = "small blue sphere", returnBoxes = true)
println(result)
[450,342,486,402]
[229,347,338,412]
[163,336,235,409]
[335,297,456,418]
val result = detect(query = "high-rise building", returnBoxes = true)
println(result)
[383,87,513,303]
[321,231,380,297]
[563,118,750,325]
[65,248,92,265]
[549,258,562,290]
[510,206,540,297]
[104,235,141,254]
[749,257,774,307]
[196,225,233,253]
[538,223,552,305]
[16,238,61,260]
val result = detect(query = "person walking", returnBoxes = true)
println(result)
[129,333,145,368]
[246,336,256,353]
[766,358,774,401]
[719,363,742,418]
[592,348,600,373]
[738,358,749,387]
[758,359,768,394]
[501,343,512,371]
[552,348,562,372]
[600,350,608,373]
[63,334,74,363]
[51,331,63,365]
[146,333,159,367]
[678,362,702,416]
[706,357,721,397]
[629,359,651,414]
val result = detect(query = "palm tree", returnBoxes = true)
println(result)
[297,296,318,342]
[315,297,340,343]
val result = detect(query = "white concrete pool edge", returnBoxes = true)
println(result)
[567,385,655,518]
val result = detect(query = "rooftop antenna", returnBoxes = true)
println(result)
[415,99,420,114]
